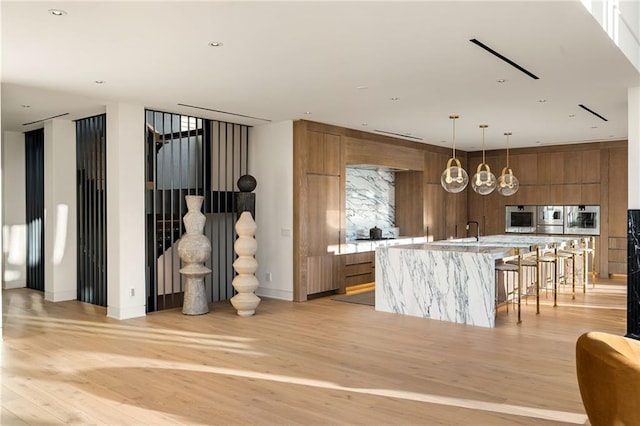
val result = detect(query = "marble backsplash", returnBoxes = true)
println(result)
[346,167,395,240]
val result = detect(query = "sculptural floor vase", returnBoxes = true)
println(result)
[231,211,261,316]
[177,195,212,315]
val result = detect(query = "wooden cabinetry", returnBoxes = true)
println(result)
[469,141,627,278]
[294,122,343,300]
[340,252,375,291]
[305,130,341,176]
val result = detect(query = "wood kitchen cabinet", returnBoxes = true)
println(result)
[340,252,375,292]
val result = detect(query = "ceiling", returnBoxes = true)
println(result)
[2,1,639,151]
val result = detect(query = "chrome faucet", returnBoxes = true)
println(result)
[466,221,480,241]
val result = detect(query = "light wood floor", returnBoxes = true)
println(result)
[1,277,627,425]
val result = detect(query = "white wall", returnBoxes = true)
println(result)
[2,131,26,289]
[44,119,77,302]
[249,121,294,301]
[106,103,146,319]
[630,87,640,209]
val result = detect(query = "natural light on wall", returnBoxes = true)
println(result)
[581,0,640,71]
[53,204,69,265]
[3,224,26,282]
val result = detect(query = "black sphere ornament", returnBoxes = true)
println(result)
[237,174,257,192]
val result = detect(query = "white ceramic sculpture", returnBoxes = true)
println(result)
[230,211,261,316]
[177,195,211,315]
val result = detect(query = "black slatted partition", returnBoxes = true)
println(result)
[25,128,45,292]
[145,110,249,312]
[76,114,107,306]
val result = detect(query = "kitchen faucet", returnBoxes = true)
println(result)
[466,221,480,241]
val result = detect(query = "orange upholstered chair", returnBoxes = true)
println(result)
[576,331,640,426]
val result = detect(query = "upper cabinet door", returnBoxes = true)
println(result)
[305,130,341,176]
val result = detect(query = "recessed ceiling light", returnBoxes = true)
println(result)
[304,111,312,115]
[440,140,447,144]
[21,105,31,108]
[361,123,368,126]
[591,126,598,129]
[535,141,541,144]
[608,135,615,138]
[390,97,400,101]
[537,99,548,103]
[357,86,368,90]
[94,80,105,84]
[569,114,575,118]
[48,9,67,16]
[496,79,507,83]
[208,41,223,47]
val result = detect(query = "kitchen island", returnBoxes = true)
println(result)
[375,235,579,327]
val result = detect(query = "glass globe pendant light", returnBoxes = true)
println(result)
[441,114,469,193]
[497,131,519,196]
[472,124,497,195]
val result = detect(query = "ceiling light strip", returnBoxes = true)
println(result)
[578,104,608,121]
[373,129,423,140]
[177,103,271,122]
[469,39,540,80]
[22,112,70,126]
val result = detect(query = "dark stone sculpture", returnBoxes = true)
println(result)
[236,174,256,219]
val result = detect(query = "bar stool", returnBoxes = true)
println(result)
[495,248,522,323]
[538,244,560,307]
[508,245,540,314]
[560,239,584,299]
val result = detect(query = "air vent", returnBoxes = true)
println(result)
[578,104,608,121]
[470,39,539,80]
[373,129,423,141]
[177,103,271,122]
[22,112,70,126]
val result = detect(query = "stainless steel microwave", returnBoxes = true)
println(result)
[505,205,537,233]
[565,205,600,235]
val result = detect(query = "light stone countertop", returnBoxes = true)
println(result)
[384,234,583,259]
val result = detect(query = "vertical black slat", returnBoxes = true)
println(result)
[224,122,230,300]
[152,111,159,311]
[160,112,167,309]
[229,123,236,299]
[100,115,107,306]
[178,115,184,298]
[37,128,44,291]
[202,120,212,301]
[169,113,176,307]
[26,128,45,292]
[218,123,227,300]
[75,114,107,306]
[79,119,87,301]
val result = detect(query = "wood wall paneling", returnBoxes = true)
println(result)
[537,152,564,185]
[561,184,582,205]
[424,183,446,241]
[306,255,340,294]
[324,133,342,176]
[546,185,564,205]
[607,147,627,237]
[305,130,325,174]
[582,149,601,183]
[344,137,424,171]
[510,153,538,185]
[396,171,425,237]
[581,183,600,204]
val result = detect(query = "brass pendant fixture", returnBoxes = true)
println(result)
[441,115,469,193]
[471,124,496,195]
[498,131,519,196]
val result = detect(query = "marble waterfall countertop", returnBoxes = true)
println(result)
[339,236,427,254]
[374,234,578,328]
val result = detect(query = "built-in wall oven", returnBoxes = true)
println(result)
[565,205,600,235]
[536,205,564,234]
[505,205,537,233]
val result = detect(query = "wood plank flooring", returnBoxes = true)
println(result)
[1,277,627,425]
